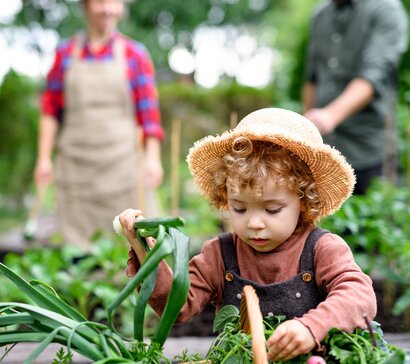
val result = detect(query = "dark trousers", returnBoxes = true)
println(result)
[353,159,397,195]
[353,164,383,195]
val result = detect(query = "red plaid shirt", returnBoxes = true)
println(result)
[41,32,164,140]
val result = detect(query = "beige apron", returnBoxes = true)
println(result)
[55,36,158,250]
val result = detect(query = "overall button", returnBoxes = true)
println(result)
[295,292,302,299]
[237,293,242,299]
[302,272,313,282]
[328,57,339,68]
[225,272,234,282]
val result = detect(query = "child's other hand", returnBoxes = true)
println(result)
[266,319,316,362]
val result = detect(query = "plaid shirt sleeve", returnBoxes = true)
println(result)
[125,38,164,141]
[41,40,72,122]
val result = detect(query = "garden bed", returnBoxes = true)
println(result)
[169,278,410,337]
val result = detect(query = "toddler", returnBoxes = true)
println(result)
[119,108,376,361]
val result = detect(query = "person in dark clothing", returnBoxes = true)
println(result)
[303,0,408,194]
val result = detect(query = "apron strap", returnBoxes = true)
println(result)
[113,37,126,65]
[71,33,124,63]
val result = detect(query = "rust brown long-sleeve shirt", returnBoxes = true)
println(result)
[126,226,377,343]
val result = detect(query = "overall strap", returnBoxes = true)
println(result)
[113,37,126,65]
[299,227,328,272]
[219,232,238,273]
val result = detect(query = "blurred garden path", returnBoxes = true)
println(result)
[0,214,58,259]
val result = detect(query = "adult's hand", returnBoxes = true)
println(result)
[304,108,338,136]
[34,158,53,186]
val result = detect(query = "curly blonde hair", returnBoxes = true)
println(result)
[210,137,321,229]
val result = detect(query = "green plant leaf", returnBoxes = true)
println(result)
[133,266,159,341]
[29,280,87,322]
[0,302,99,344]
[0,312,35,326]
[153,227,190,346]
[0,263,84,320]
[213,305,240,332]
[22,326,104,364]
[107,225,173,337]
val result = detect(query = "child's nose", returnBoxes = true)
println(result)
[247,215,264,230]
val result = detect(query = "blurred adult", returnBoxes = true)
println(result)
[303,0,408,194]
[34,0,164,250]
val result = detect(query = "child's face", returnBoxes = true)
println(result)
[227,176,301,252]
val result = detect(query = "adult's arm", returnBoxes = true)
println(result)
[304,0,408,135]
[34,114,59,186]
[304,79,374,135]
[35,40,67,186]
[127,40,165,187]
[144,136,163,188]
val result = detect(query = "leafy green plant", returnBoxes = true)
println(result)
[0,71,39,209]
[0,217,191,363]
[207,305,408,364]
[1,233,145,337]
[52,347,73,364]
[320,179,410,316]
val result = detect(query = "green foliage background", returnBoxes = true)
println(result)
[1,0,408,212]
[0,71,39,207]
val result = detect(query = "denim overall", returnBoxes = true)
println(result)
[220,228,328,319]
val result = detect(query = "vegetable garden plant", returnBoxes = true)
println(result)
[0,217,409,363]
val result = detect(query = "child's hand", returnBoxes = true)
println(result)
[266,319,316,362]
[118,208,151,262]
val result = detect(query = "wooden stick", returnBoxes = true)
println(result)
[230,111,238,129]
[407,108,410,240]
[222,111,239,233]
[23,182,48,241]
[407,107,410,190]
[136,127,145,211]
[170,118,182,216]
[382,113,398,185]
[29,183,47,221]
[240,285,268,364]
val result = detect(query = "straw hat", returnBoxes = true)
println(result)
[187,107,355,220]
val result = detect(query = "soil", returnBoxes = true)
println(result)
[170,304,217,337]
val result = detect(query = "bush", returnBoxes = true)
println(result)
[320,179,410,315]
[0,71,39,208]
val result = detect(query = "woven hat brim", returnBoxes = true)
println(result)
[187,129,355,220]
